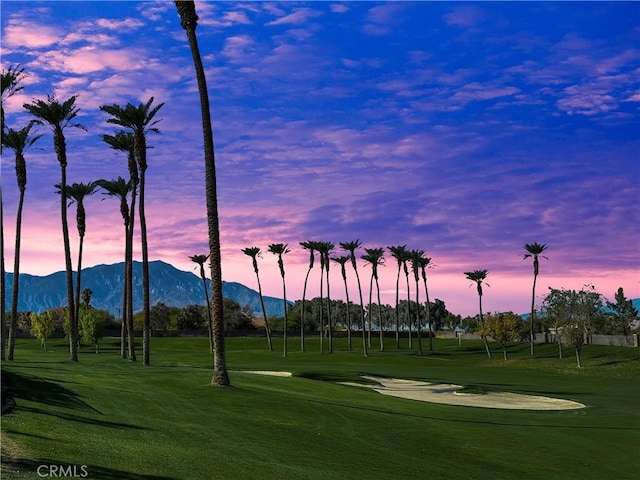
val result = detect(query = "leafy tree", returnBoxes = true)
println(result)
[190,254,214,352]
[223,298,255,330]
[177,304,206,330]
[150,302,171,331]
[30,311,54,352]
[429,299,449,333]
[542,287,575,358]
[3,123,41,361]
[480,312,522,360]
[388,245,410,348]
[464,269,491,357]
[241,247,272,351]
[524,242,548,355]
[340,240,367,357]
[79,307,105,353]
[96,177,135,360]
[23,94,86,362]
[606,287,638,336]
[175,0,229,386]
[268,243,290,357]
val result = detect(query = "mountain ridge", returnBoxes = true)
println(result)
[3,260,287,318]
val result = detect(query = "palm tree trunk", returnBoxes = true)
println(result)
[342,276,352,351]
[120,248,127,358]
[300,267,311,352]
[177,4,229,384]
[530,272,537,356]
[139,165,151,365]
[376,276,383,351]
[74,233,84,327]
[0,186,5,361]
[367,274,373,348]
[125,221,136,361]
[281,275,288,358]
[55,134,77,362]
[326,263,333,354]
[354,267,367,357]
[415,280,422,355]
[7,189,24,360]
[423,279,433,351]
[394,267,400,348]
[479,295,491,358]
[405,274,412,349]
[255,273,272,352]
[199,267,214,353]
[319,264,324,353]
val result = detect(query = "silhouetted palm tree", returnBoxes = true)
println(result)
[56,181,97,328]
[0,65,26,361]
[24,94,86,362]
[241,247,272,352]
[299,241,317,352]
[340,240,367,357]
[175,0,229,386]
[464,269,491,357]
[388,244,409,348]
[3,123,41,360]
[332,255,352,350]
[317,241,335,352]
[268,243,290,357]
[100,97,163,366]
[419,255,434,351]
[409,250,425,354]
[362,247,385,351]
[524,242,548,356]
[190,254,214,353]
[96,177,136,361]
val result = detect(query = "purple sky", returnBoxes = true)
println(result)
[1,1,638,316]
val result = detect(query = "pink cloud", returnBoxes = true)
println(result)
[3,22,62,48]
[267,8,322,26]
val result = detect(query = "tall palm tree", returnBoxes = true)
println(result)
[241,247,272,352]
[419,255,434,351]
[24,94,86,362]
[340,240,367,357]
[96,177,136,361]
[1,65,26,361]
[524,242,548,356]
[175,0,229,386]
[317,241,335,352]
[402,251,412,349]
[190,254,214,353]
[299,241,317,352]
[331,255,352,350]
[3,123,41,360]
[388,245,409,348]
[101,131,137,359]
[362,247,385,351]
[56,182,97,328]
[409,250,425,354]
[268,243,290,357]
[100,98,163,366]
[464,269,491,357]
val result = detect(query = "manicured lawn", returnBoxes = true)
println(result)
[1,336,639,479]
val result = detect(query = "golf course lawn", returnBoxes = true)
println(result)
[1,336,639,480]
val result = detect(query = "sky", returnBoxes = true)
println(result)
[1,1,638,317]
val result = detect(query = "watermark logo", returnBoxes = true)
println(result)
[37,464,89,478]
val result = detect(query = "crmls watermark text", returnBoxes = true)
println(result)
[36,464,89,478]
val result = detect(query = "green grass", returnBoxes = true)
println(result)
[1,336,639,480]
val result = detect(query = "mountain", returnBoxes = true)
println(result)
[3,260,287,318]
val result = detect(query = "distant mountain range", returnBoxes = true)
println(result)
[3,260,287,318]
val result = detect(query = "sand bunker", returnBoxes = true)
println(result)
[240,371,585,410]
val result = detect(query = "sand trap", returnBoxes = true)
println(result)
[343,376,585,410]
[239,371,585,410]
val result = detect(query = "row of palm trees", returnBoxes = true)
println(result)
[241,241,548,360]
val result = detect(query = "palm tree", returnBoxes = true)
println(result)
[402,251,412,348]
[268,243,290,357]
[362,247,385,351]
[56,182,97,328]
[175,0,229,386]
[419,255,434,351]
[317,241,335,352]
[190,254,214,353]
[388,245,409,348]
[100,98,163,366]
[524,242,548,356]
[299,241,318,352]
[241,247,272,352]
[24,94,86,362]
[3,123,41,360]
[464,269,491,357]
[331,255,352,350]
[101,131,136,359]
[96,177,136,361]
[1,65,26,361]
[409,250,425,354]
[340,240,367,357]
